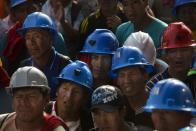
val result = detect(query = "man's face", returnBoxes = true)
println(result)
[56,82,85,121]
[92,109,122,131]
[165,47,194,74]
[98,0,117,17]
[122,0,146,23]
[177,3,196,30]
[91,54,112,79]
[12,2,31,23]
[151,109,191,131]
[25,29,52,59]
[117,66,148,97]
[13,88,48,122]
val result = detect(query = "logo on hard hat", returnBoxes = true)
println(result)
[74,69,81,76]
[89,40,96,46]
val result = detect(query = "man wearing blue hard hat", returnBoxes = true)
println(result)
[111,46,154,129]
[144,78,196,131]
[80,29,119,88]
[18,12,71,100]
[0,0,35,75]
[173,0,196,40]
[45,60,94,131]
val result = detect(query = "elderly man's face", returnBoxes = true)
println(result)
[25,29,53,59]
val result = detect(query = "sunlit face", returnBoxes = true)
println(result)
[56,82,86,120]
[151,109,191,131]
[117,66,148,97]
[92,109,123,131]
[13,88,48,122]
[25,29,52,59]
[91,54,112,79]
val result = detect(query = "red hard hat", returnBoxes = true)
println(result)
[160,22,196,50]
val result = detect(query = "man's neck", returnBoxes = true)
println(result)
[127,90,149,111]
[168,68,188,82]
[56,102,80,122]
[134,13,152,31]
[15,115,45,131]
[33,48,52,68]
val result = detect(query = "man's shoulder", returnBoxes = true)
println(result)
[0,112,16,129]
[57,53,71,64]
[117,21,132,31]
[151,17,168,29]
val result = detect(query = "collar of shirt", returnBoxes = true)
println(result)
[66,120,80,131]
[51,101,81,131]
[31,47,57,71]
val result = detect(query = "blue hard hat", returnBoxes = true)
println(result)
[173,0,196,16]
[80,29,119,55]
[179,126,196,131]
[111,46,154,76]
[10,0,28,8]
[17,12,57,36]
[57,60,93,91]
[144,78,196,113]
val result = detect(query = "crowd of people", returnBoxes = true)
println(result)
[0,0,196,131]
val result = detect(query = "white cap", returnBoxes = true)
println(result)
[124,31,156,65]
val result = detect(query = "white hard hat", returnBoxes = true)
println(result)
[124,31,156,65]
[7,66,50,93]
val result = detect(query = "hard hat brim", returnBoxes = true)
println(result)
[56,77,93,92]
[111,63,154,77]
[80,50,115,55]
[6,85,50,94]
[11,0,28,8]
[144,105,196,115]
[158,42,196,50]
[17,26,57,36]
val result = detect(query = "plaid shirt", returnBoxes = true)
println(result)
[146,69,170,92]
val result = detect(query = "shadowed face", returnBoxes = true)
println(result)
[151,109,191,131]
[13,88,48,122]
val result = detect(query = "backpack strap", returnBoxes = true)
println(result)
[0,113,9,129]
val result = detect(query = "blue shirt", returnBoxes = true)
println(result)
[21,48,71,100]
